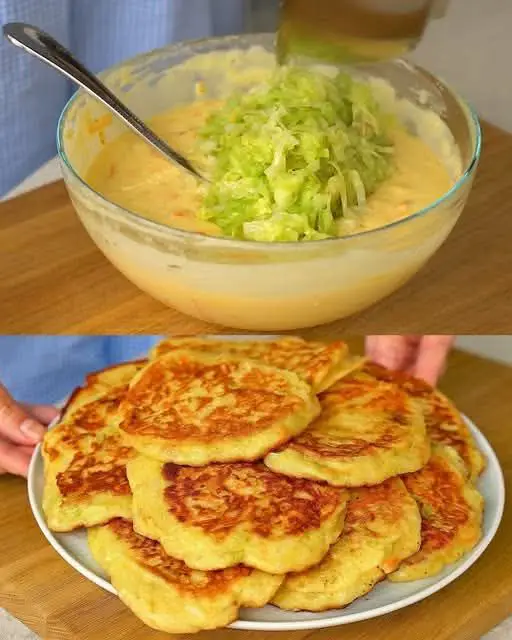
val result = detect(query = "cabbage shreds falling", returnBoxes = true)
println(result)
[198,67,396,242]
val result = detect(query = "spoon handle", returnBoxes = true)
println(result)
[3,22,204,180]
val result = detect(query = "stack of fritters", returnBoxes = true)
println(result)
[42,337,485,633]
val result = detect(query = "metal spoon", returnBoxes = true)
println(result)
[3,22,206,182]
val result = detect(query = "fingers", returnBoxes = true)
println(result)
[366,335,455,387]
[20,403,60,426]
[0,440,35,477]
[411,335,455,385]
[0,384,48,446]
[365,335,415,372]
[0,386,57,478]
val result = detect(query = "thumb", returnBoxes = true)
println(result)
[0,384,48,445]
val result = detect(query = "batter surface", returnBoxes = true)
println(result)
[86,99,454,238]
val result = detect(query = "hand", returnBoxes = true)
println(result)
[0,384,59,477]
[365,335,455,386]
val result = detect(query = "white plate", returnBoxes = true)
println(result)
[27,340,505,632]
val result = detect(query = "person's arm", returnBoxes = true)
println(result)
[365,335,454,385]
[0,384,58,476]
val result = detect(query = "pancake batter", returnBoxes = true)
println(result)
[86,98,454,238]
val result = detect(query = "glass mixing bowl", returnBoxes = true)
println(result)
[58,33,480,331]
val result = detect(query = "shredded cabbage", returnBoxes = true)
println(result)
[198,67,395,242]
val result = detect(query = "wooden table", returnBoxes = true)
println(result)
[1,122,512,334]
[0,347,511,640]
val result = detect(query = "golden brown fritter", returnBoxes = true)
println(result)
[88,518,283,634]
[127,457,348,573]
[273,477,421,611]
[265,377,429,486]
[150,336,364,392]
[83,360,147,393]
[42,362,142,531]
[117,350,320,465]
[351,363,485,480]
[389,444,483,582]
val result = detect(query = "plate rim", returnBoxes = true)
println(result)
[27,344,506,631]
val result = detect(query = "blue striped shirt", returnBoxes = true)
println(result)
[0,0,250,195]
[0,336,163,405]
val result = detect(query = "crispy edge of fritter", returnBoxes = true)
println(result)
[354,363,486,481]
[127,455,349,573]
[42,363,142,531]
[87,521,284,634]
[272,478,422,611]
[148,336,364,393]
[389,444,484,582]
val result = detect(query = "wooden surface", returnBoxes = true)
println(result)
[1,121,512,334]
[0,347,511,640]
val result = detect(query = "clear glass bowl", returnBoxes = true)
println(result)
[58,34,481,331]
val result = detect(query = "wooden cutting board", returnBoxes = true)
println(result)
[1,347,511,640]
[1,121,512,335]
